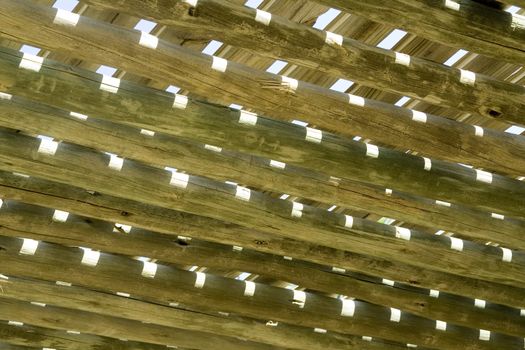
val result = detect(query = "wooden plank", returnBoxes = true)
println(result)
[82,0,525,124]
[0,277,380,350]
[1,2,525,180]
[1,51,524,218]
[0,200,523,338]
[313,0,525,65]
[0,321,171,350]
[0,236,521,350]
[0,129,523,287]
[0,96,523,250]
[0,171,523,309]
[0,297,283,350]
[1,50,522,248]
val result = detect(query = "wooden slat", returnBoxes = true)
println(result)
[1,51,523,247]
[0,97,524,251]
[2,1,525,181]
[82,0,525,124]
[0,129,523,287]
[313,0,525,65]
[0,277,377,350]
[0,200,522,338]
[0,321,171,350]
[1,171,523,309]
[0,236,521,350]
[0,297,283,350]
[1,51,524,219]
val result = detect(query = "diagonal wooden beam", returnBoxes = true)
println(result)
[313,0,525,65]
[0,171,523,309]
[0,236,522,350]
[0,296,283,350]
[0,321,171,350]
[0,95,523,249]
[82,0,525,124]
[1,51,524,217]
[1,1,524,179]
[0,129,522,287]
[0,200,522,338]
[0,277,376,350]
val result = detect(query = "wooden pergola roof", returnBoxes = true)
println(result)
[0,0,524,349]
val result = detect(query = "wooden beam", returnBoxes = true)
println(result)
[1,1,525,180]
[313,0,525,65]
[82,0,525,124]
[1,96,523,250]
[1,51,524,218]
[0,236,521,350]
[0,321,171,350]
[0,129,523,288]
[0,171,523,309]
[0,200,522,338]
[1,51,523,247]
[0,277,377,350]
[0,297,283,350]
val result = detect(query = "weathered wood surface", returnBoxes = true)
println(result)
[1,200,523,337]
[1,96,524,250]
[0,130,523,287]
[1,51,523,247]
[2,2,525,181]
[0,237,522,350]
[1,172,523,309]
[1,53,525,218]
[0,277,381,350]
[0,296,283,350]
[0,321,171,350]
[0,171,525,308]
[314,0,525,65]
[83,0,525,124]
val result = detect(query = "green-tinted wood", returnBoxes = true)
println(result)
[0,322,171,350]
[0,277,380,350]
[0,171,523,309]
[0,296,283,350]
[314,0,525,65]
[0,200,523,338]
[1,1,525,182]
[0,236,522,350]
[83,0,525,123]
[0,49,524,219]
[0,129,523,287]
[0,95,523,249]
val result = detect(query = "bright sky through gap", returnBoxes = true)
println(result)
[330,78,354,92]
[134,19,157,33]
[313,8,341,30]
[19,45,41,55]
[376,29,407,50]
[202,40,224,55]
[53,0,78,11]
[266,60,288,74]
[444,49,469,66]
[245,0,264,9]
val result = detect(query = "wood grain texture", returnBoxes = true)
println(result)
[0,237,522,350]
[0,277,381,350]
[1,50,524,219]
[0,129,523,288]
[0,200,522,338]
[1,2,525,181]
[0,296,283,350]
[0,321,171,350]
[82,0,525,123]
[314,0,525,65]
[0,94,523,249]
[0,171,523,309]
